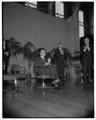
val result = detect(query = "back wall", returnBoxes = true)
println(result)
[3,2,73,52]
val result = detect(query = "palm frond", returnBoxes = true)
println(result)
[24,41,36,52]
[63,48,72,58]
[8,38,21,51]
[4,37,21,57]
[49,47,57,58]
[12,47,23,56]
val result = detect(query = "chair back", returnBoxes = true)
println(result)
[7,64,26,75]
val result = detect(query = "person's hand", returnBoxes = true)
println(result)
[5,52,9,56]
[47,58,51,65]
[45,62,49,66]
[87,47,90,51]
[83,47,86,52]
[83,46,90,52]
[60,50,64,55]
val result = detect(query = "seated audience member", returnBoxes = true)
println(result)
[34,48,59,88]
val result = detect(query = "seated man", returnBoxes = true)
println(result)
[34,48,59,87]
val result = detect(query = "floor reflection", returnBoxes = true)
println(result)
[3,80,94,118]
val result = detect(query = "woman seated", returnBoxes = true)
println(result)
[34,48,59,87]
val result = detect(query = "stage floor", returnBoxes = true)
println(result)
[3,81,94,118]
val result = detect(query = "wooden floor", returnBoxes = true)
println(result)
[3,81,94,118]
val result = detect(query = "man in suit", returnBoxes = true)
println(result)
[54,43,65,85]
[81,37,93,87]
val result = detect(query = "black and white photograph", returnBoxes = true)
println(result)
[2,1,94,118]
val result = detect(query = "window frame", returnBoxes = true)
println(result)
[78,10,84,38]
[55,2,64,18]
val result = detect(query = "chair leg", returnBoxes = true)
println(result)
[14,79,18,92]
[68,73,70,82]
[81,73,83,84]
[42,78,46,96]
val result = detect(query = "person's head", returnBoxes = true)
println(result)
[40,48,46,58]
[58,42,63,50]
[84,37,90,46]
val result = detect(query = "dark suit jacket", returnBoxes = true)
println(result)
[80,45,93,64]
[35,56,47,67]
[34,56,57,78]
[34,56,50,75]
[55,48,65,66]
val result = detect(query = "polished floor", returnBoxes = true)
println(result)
[3,80,94,118]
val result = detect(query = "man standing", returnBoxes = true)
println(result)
[81,37,93,87]
[55,43,65,86]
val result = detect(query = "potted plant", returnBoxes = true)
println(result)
[7,38,36,76]
[3,37,21,74]
[16,41,36,74]
[6,37,21,56]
